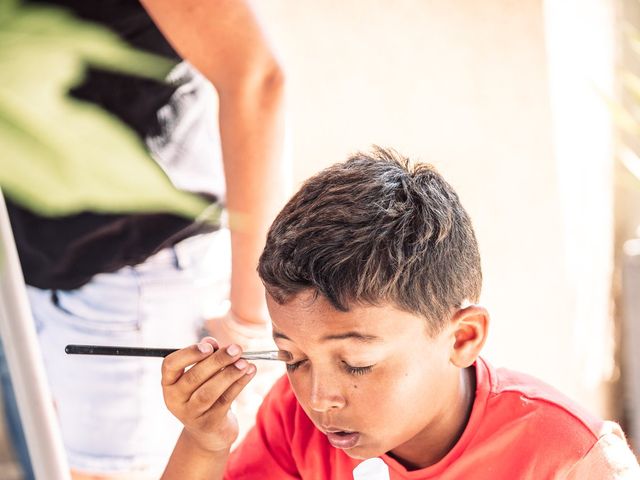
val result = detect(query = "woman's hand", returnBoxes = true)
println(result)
[161,337,257,453]
[205,308,272,351]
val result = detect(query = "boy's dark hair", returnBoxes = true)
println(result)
[258,147,482,334]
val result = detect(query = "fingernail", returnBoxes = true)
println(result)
[227,344,241,356]
[246,364,256,375]
[197,343,213,354]
[202,336,218,347]
[234,359,248,370]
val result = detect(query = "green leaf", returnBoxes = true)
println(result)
[3,5,176,80]
[0,0,17,22]
[0,2,214,220]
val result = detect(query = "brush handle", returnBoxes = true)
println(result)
[64,344,290,361]
[65,344,175,357]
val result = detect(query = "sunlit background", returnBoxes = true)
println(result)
[2,0,640,476]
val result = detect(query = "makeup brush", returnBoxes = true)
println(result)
[65,344,291,361]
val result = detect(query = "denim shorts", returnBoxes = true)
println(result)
[31,230,231,476]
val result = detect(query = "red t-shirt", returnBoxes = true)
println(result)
[225,357,637,479]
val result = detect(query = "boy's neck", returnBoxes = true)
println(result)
[387,366,477,471]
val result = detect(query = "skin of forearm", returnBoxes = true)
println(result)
[138,0,288,324]
[161,430,230,480]
[219,66,287,324]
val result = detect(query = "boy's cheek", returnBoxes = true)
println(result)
[287,374,313,409]
[287,363,421,412]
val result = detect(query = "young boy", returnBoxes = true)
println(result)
[160,148,640,479]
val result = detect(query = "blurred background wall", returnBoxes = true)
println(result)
[254,0,619,419]
[2,0,640,474]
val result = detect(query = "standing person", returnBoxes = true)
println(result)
[0,0,287,479]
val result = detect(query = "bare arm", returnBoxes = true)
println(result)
[161,432,229,480]
[140,0,287,324]
[159,338,256,480]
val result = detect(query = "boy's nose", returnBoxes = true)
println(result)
[308,376,346,412]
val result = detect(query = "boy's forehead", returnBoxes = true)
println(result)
[268,291,356,331]
[269,291,371,325]
[267,291,422,343]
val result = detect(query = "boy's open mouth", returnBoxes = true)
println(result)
[323,429,361,449]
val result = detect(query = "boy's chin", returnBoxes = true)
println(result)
[340,444,386,460]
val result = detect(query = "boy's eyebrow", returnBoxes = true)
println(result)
[273,330,381,343]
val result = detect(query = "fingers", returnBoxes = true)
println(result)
[160,337,258,453]
[188,359,257,416]
[161,337,219,386]
[176,343,243,395]
[162,338,256,415]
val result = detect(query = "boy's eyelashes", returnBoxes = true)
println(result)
[284,360,304,373]
[285,358,375,376]
[343,364,374,376]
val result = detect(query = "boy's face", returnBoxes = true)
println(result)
[268,290,473,467]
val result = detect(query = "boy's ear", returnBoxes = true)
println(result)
[449,305,489,368]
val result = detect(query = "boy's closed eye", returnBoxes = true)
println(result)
[284,357,376,376]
